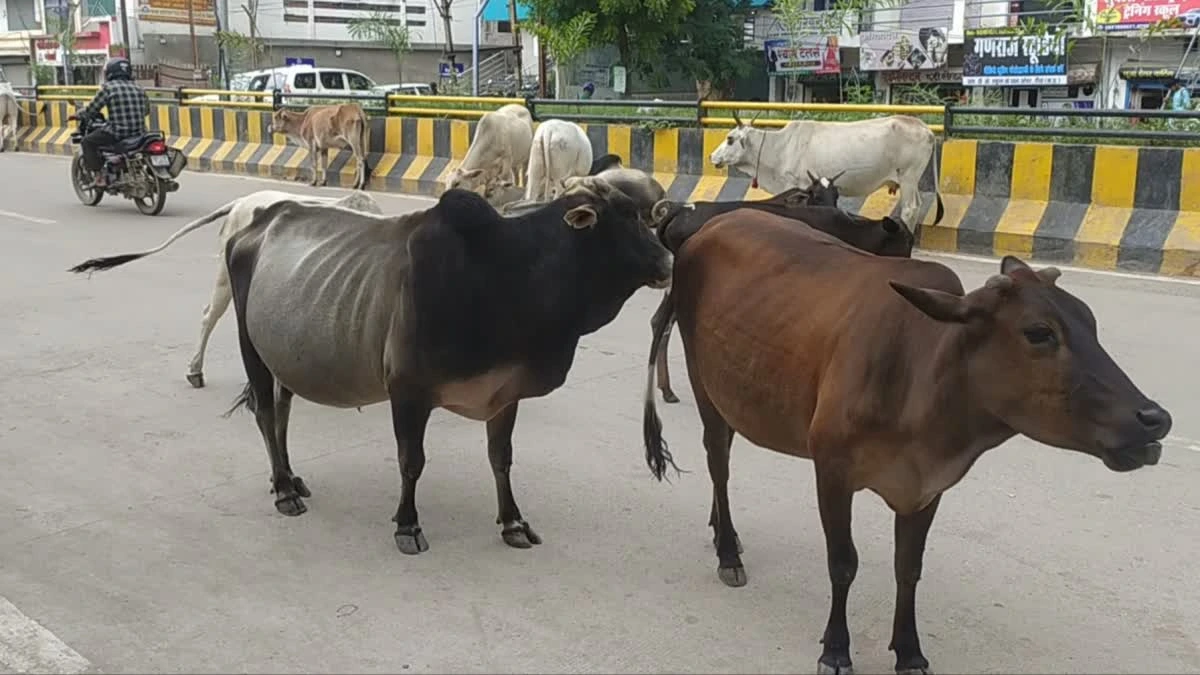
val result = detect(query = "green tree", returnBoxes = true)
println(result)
[347,10,413,82]
[523,11,596,98]
[660,0,755,98]
[524,0,696,91]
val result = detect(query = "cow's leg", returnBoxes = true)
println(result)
[389,393,433,554]
[889,493,941,675]
[650,291,680,404]
[814,463,859,675]
[273,382,310,500]
[899,177,920,228]
[305,142,319,186]
[688,362,744,586]
[487,401,541,549]
[317,147,330,187]
[186,261,234,388]
[234,323,307,516]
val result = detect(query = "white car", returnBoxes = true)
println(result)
[374,82,435,97]
[194,65,380,105]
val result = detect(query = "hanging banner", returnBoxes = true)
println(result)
[1095,0,1200,32]
[764,36,841,76]
[860,28,949,71]
[962,27,1068,86]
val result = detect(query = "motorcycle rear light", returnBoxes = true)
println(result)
[146,140,167,154]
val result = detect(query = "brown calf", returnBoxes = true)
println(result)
[643,208,1171,674]
[268,103,372,190]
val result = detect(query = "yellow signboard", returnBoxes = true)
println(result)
[136,0,215,26]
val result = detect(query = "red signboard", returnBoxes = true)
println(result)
[1095,0,1200,31]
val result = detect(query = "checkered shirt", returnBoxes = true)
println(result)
[83,79,149,138]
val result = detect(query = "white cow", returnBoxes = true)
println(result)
[0,91,32,152]
[68,190,384,388]
[709,114,944,228]
[443,103,533,193]
[525,119,592,202]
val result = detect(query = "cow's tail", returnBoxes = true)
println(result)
[221,382,258,418]
[68,200,238,273]
[929,139,944,226]
[357,111,373,187]
[644,289,684,483]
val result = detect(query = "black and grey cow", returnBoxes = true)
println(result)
[648,173,919,404]
[221,177,672,555]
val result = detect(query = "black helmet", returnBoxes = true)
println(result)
[104,57,132,82]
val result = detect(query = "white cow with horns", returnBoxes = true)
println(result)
[709,111,945,229]
[67,189,384,388]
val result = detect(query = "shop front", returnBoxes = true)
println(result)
[1118,64,1197,109]
[33,18,117,85]
[883,67,966,104]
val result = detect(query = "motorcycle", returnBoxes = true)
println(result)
[67,109,187,216]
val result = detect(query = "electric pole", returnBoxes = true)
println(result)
[187,0,200,78]
[508,0,522,89]
[118,0,130,57]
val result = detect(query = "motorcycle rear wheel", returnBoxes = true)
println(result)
[71,154,104,207]
[133,165,167,216]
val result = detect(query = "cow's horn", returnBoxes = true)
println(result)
[731,109,743,127]
[1036,267,1062,284]
[749,110,763,125]
[985,274,1014,291]
[806,169,818,184]
[829,169,847,184]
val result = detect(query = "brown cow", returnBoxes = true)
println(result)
[268,103,372,190]
[642,208,1172,674]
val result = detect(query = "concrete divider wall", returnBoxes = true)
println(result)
[934,139,1200,277]
[15,99,937,221]
[16,100,1200,276]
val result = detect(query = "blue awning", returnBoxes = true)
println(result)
[481,0,768,23]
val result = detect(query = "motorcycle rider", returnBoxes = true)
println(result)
[78,57,150,189]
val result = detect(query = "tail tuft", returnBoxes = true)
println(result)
[68,252,147,274]
[643,398,684,482]
[221,382,258,418]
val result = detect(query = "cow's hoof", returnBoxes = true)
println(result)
[718,564,747,587]
[274,494,307,516]
[500,520,542,548]
[291,475,311,498]
[186,372,205,388]
[816,656,853,675]
[895,668,931,675]
[661,388,680,404]
[712,533,744,554]
[394,525,429,554]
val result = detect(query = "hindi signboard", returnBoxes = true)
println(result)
[764,36,841,76]
[137,0,216,26]
[1095,0,1200,32]
[962,27,1067,86]
[860,28,949,71]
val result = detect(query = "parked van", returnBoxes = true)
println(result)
[196,65,381,105]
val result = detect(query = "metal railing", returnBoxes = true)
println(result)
[945,104,1200,144]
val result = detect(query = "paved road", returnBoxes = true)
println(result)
[1,152,1198,675]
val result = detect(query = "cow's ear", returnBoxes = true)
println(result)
[564,205,598,229]
[889,281,969,323]
[882,217,901,234]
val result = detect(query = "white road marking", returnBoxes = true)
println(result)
[0,209,56,225]
[0,596,91,674]
[921,251,1200,287]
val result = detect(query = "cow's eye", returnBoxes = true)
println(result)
[726,137,734,145]
[1022,324,1057,347]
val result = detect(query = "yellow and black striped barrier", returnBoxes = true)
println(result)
[12,99,1200,277]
